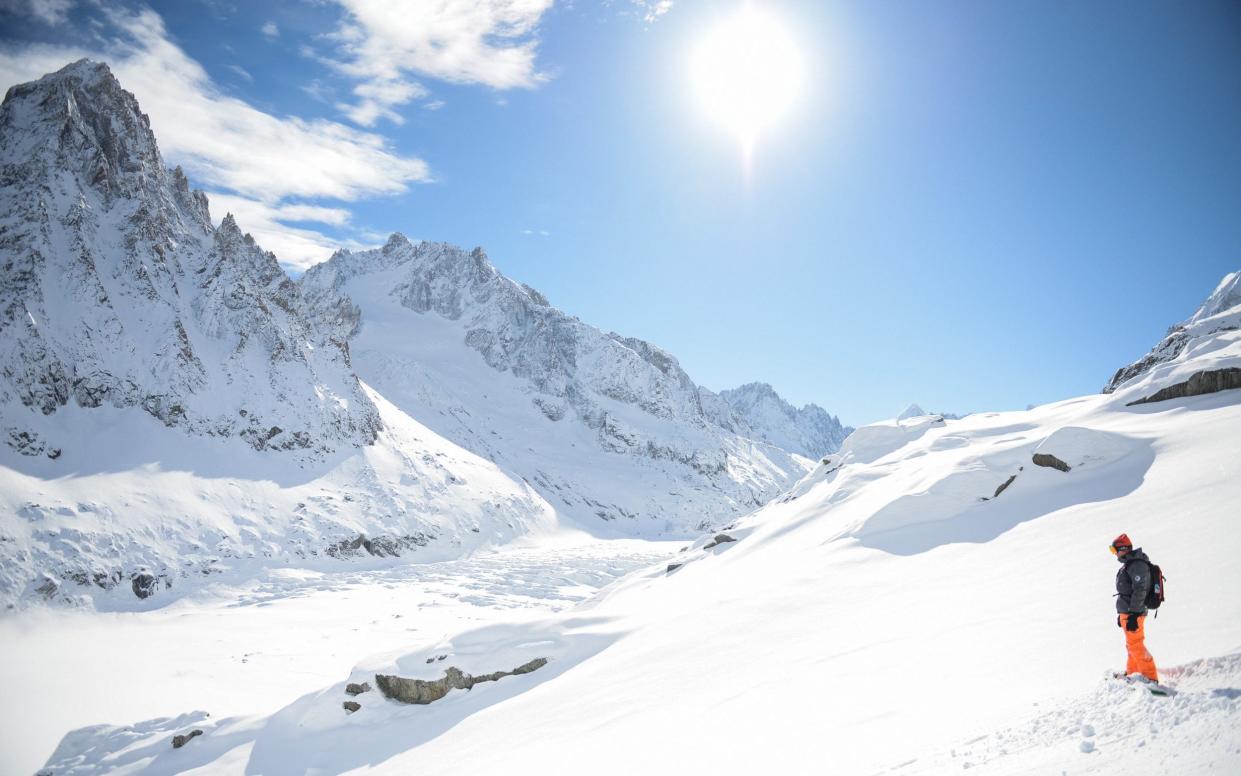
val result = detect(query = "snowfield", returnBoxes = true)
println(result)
[27,365,1241,775]
[0,537,674,775]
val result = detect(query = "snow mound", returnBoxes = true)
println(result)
[849,423,1150,555]
[893,652,1241,774]
[837,413,946,464]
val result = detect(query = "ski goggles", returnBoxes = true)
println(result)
[1109,544,1131,555]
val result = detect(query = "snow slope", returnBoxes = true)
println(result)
[0,384,561,609]
[44,276,1241,774]
[298,237,815,536]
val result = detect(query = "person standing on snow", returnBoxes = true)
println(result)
[1111,533,1158,682]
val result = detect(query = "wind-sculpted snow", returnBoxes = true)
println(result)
[719,381,852,459]
[0,60,380,460]
[299,236,816,535]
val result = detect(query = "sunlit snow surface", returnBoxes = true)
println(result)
[0,538,673,774]
[24,378,1241,775]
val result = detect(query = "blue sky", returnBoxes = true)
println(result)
[2,0,1239,424]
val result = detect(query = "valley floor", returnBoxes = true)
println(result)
[0,538,676,775]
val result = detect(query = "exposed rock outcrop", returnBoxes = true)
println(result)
[993,474,1018,498]
[375,658,548,705]
[1125,368,1241,407]
[171,729,202,749]
[703,533,736,549]
[1032,453,1071,472]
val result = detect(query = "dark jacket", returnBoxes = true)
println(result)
[1115,548,1152,614]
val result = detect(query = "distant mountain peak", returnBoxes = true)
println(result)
[898,403,927,420]
[719,382,852,459]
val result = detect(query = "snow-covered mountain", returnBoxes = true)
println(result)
[0,62,556,608]
[298,238,815,535]
[0,60,380,459]
[50,266,1241,775]
[1103,270,1241,395]
[718,381,851,459]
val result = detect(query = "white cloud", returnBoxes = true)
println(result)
[205,193,359,271]
[260,20,279,40]
[636,0,673,23]
[0,6,428,269]
[225,63,253,82]
[3,0,74,25]
[323,0,553,125]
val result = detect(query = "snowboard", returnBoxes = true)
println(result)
[1111,672,1176,696]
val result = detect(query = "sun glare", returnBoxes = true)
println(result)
[691,4,804,162]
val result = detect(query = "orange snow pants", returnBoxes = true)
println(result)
[1118,613,1158,682]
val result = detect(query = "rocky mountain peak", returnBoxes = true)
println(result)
[0,61,380,459]
[1104,269,1241,393]
[719,382,852,460]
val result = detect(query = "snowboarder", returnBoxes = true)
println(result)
[1110,533,1159,683]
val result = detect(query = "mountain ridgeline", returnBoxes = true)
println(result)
[0,60,855,605]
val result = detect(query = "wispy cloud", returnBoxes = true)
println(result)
[0,5,429,270]
[3,0,74,25]
[260,20,279,40]
[225,63,253,82]
[319,0,554,126]
[632,0,673,24]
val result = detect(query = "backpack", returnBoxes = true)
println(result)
[1128,557,1166,611]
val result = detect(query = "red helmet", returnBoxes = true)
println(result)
[1110,533,1133,555]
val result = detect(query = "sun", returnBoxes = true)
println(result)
[690,4,804,160]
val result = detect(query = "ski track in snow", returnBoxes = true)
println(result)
[0,540,675,776]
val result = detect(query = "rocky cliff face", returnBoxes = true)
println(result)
[1104,271,1241,394]
[299,237,817,534]
[719,382,852,460]
[0,60,380,459]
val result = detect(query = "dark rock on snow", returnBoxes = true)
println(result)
[131,573,159,599]
[171,729,202,749]
[343,701,361,713]
[376,657,548,705]
[1125,367,1241,407]
[345,682,371,696]
[993,474,1018,498]
[703,533,737,549]
[1032,453,1071,473]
